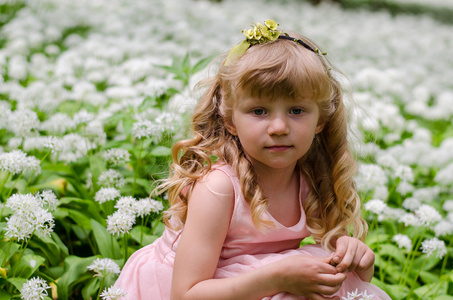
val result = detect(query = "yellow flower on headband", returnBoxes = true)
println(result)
[224,19,282,66]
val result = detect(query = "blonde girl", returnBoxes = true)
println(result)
[114,20,391,300]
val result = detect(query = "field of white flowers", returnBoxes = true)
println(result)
[0,0,452,299]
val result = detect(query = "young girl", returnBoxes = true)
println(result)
[114,20,391,300]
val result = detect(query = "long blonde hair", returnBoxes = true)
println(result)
[158,33,367,250]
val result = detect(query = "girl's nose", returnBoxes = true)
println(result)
[267,116,289,135]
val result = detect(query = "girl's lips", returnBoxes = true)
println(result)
[265,145,293,151]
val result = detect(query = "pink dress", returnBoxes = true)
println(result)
[114,164,391,299]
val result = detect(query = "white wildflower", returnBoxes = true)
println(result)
[443,200,453,212]
[149,199,164,213]
[380,207,405,222]
[433,220,453,237]
[98,169,126,188]
[397,181,414,196]
[355,163,388,192]
[341,288,362,300]
[106,210,135,235]
[40,113,76,135]
[21,277,50,300]
[435,163,453,186]
[43,136,65,153]
[402,197,421,211]
[85,120,107,146]
[73,109,95,125]
[135,198,152,218]
[7,109,40,137]
[393,234,412,250]
[360,290,375,300]
[415,204,442,227]
[399,213,421,227]
[100,286,127,300]
[103,148,131,166]
[394,165,414,182]
[421,237,447,258]
[131,119,164,141]
[95,187,121,204]
[38,190,58,211]
[87,258,121,277]
[0,150,41,175]
[114,196,137,214]
[364,199,387,215]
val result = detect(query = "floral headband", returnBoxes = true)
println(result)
[224,20,326,66]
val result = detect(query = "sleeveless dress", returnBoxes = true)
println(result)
[114,164,391,300]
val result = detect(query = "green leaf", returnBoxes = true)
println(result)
[130,225,159,246]
[81,277,101,300]
[6,277,27,291]
[91,219,121,259]
[13,254,45,278]
[57,255,97,300]
[0,240,20,267]
[378,244,406,264]
[28,235,64,266]
[419,270,439,284]
[0,291,12,300]
[90,155,107,189]
[191,55,214,74]
[224,40,250,66]
[150,146,172,157]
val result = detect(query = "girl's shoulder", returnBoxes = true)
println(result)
[198,163,235,198]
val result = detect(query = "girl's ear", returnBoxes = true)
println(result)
[224,117,237,136]
[315,121,325,134]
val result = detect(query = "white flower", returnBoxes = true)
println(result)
[360,290,375,300]
[443,200,453,212]
[87,258,121,277]
[415,204,442,227]
[149,199,164,213]
[402,197,421,211]
[364,199,387,215]
[43,136,65,153]
[433,220,453,237]
[355,164,387,192]
[106,210,135,235]
[421,237,447,258]
[399,213,421,227]
[115,196,137,214]
[98,169,126,188]
[38,190,59,211]
[397,181,414,196]
[103,148,131,166]
[135,198,152,217]
[95,187,121,204]
[100,286,127,300]
[21,277,50,300]
[40,113,76,135]
[393,234,412,250]
[5,193,55,241]
[7,109,40,137]
[131,119,164,141]
[72,109,95,125]
[394,165,414,182]
[341,288,362,300]
[0,150,41,175]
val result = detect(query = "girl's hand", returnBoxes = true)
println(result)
[331,236,375,282]
[275,254,347,300]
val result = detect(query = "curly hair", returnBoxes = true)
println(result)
[158,32,367,250]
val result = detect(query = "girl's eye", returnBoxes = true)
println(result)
[290,108,303,115]
[252,108,266,115]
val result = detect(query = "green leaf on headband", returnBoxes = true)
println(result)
[224,40,250,66]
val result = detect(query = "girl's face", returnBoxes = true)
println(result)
[226,94,324,172]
